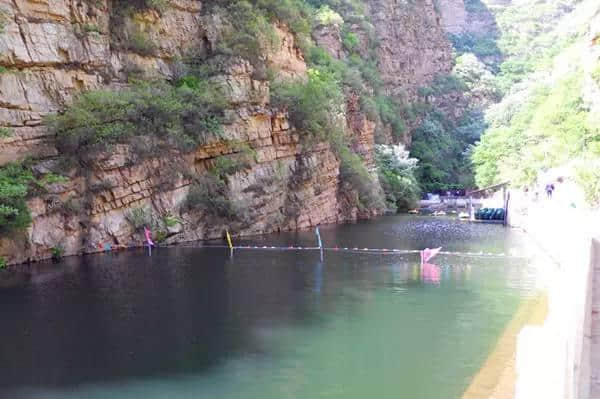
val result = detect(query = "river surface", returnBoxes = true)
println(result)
[0,216,540,399]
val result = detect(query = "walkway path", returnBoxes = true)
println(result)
[510,178,600,399]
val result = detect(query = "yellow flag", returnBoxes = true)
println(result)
[226,230,233,249]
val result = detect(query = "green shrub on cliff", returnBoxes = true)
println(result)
[315,5,344,26]
[186,174,242,220]
[272,68,384,210]
[51,245,64,261]
[0,256,6,269]
[48,80,226,155]
[342,31,359,52]
[272,68,344,143]
[215,1,279,66]
[376,144,420,212]
[376,96,406,140]
[0,163,33,236]
[127,207,155,230]
[123,28,157,57]
[114,0,168,14]
[335,142,385,210]
[0,127,13,138]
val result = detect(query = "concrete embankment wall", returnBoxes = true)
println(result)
[509,189,599,399]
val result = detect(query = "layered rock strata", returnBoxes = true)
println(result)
[0,0,451,264]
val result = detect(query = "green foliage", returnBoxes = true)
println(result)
[0,127,13,138]
[215,1,279,67]
[419,74,468,97]
[0,256,6,269]
[449,32,501,64]
[82,23,102,34]
[0,8,8,34]
[126,207,158,230]
[576,160,600,205]
[272,65,384,210]
[0,163,33,236]
[410,108,481,193]
[335,141,385,210]
[473,70,599,190]
[212,148,255,177]
[47,79,226,155]
[162,213,181,228]
[342,31,359,53]
[272,68,344,143]
[37,173,69,189]
[114,0,168,14]
[51,245,64,260]
[375,96,405,140]
[348,55,382,91]
[454,53,501,101]
[147,0,168,11]
[592,62,600,85]
[186,174,242,220]
[314,5,344,26]
[376,144,420,212]
[123,28,157,56]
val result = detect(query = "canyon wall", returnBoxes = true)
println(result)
[0,0,451,264]
[366,0,453,100]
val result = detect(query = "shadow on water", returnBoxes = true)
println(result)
[0,216,538,398]
[0,248,335,389]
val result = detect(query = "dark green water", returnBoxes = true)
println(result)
[0,216,539,399]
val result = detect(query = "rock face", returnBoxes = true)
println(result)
[437,0,499,37]
[366,0,453,100]
[313,24,343,59]
[0,0,451,264]
[438,0,468,34]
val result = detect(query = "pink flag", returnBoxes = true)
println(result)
[421,247,442,264]
[144,227,155,247]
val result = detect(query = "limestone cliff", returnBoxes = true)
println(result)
[366,0,453,100]
[0,0,451,264]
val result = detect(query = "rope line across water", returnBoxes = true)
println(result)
[184,245,527,259]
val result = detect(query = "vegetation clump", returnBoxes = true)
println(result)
[472,71,599,194]
[314,5,344,26]
[376,144,420,212]
[122,28,157,56]
[51,246,64,261]
[592,62,600,85]
[47,79,227,156]
[272,68,384,209]
[186,146,255,220]
[0,163,33,236]
[0,127,13,138]
[114,0,169,15]
[186,174,242,220]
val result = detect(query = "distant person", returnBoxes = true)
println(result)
[545,183,555,199]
